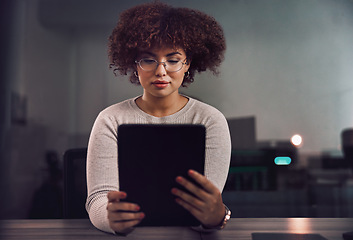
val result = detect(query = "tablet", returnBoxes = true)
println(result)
[252,233,328,240]
[118,124,206,226]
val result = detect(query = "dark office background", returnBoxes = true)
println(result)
[1,0,353,220]
[1,0,14,221]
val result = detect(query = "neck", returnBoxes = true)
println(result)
[136,93,188,117]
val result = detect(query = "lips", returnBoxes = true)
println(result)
[152,80,170,88]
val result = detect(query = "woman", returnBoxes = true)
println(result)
[86,2,231,234]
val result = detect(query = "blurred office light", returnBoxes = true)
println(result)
[291,134,303,148]
[288,218,311,233]
[274,157,292,166]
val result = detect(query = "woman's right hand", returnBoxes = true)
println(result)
[107,191,145,234]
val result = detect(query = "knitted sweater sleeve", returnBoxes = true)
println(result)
[85,110,119,234]
[202,108,231,192]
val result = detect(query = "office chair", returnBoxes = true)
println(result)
[63,148,89,219]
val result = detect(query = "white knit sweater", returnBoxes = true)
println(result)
[86,96,231,234]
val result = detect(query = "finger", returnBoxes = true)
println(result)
[175,197,225,227]
[188,170,219,194]
[107,201,140,212]
[110,219,142,234]
[109,211,145,222]
[175,176,208,201]
[107,191,127,202]
[171,187,204,210]
[174,198,203,221]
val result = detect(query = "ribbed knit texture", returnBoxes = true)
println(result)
[86,96,231,234]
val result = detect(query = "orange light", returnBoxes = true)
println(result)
[288,218,312,233]
[291,134,303,147]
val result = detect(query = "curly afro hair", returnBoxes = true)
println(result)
[108,1,226,86]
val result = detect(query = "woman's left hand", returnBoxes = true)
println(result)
[171,169,225,228]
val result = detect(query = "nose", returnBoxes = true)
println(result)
[155,62,167,76]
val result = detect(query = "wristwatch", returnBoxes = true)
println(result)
[218,204,231,229]
[203,204,231,230]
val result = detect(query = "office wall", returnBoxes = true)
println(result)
[10,0,351,153]
[217,0,353,153]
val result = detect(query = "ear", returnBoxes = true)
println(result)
[185,58,191,72]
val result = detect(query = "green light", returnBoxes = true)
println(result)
[274,156,291,165]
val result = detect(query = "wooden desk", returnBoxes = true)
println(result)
[1,218,352,240]
[204,218,353,240]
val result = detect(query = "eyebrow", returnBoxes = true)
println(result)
[140,51,182,57]
[166,52,182,57]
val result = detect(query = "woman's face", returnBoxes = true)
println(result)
[135,46,190,100]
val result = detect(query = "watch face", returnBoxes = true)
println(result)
[219,206,231,229]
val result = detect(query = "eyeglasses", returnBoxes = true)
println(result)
[135,58,187,72]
